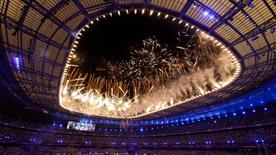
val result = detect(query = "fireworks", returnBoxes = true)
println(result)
[60,28,240,119]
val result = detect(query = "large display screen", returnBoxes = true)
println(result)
[67,121,96,131]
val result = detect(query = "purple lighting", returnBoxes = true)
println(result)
[57,139,63,144]
[271,27,275,33]
[14,57,20,71]
[203,11,209,16]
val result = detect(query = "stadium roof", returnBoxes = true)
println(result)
[0,0,275,120]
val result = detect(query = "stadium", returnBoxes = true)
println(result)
[0,0,275,154]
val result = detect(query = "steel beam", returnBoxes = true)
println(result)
[3,42,63,67]
[228,0,272,47]
[63,3,110,24]
[228,0,273,76]
[193,0,256,52]
[231,18,275,46]
[14,78,58,90]
[9,65,59,80]
[179,0,194,18]
[12,4,30,35]
[1,16,68,50]
[0,19,33,105]
[21,0,72,33]
[72,0,91,22]
[261,0,276,18]
[243,44,275,59]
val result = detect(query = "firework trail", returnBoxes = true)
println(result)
[60,31,238,118]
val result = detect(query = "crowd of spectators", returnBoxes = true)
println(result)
[0,117,274,151]
[0,103,274,137]
[0,91,274,154]
[0,146,269,155]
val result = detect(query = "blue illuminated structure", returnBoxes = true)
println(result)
[14,57,20,71]
[147,78,275,126]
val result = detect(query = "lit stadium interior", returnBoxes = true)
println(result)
[0,0,275,154]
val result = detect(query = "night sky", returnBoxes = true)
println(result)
[75,13,188,74]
